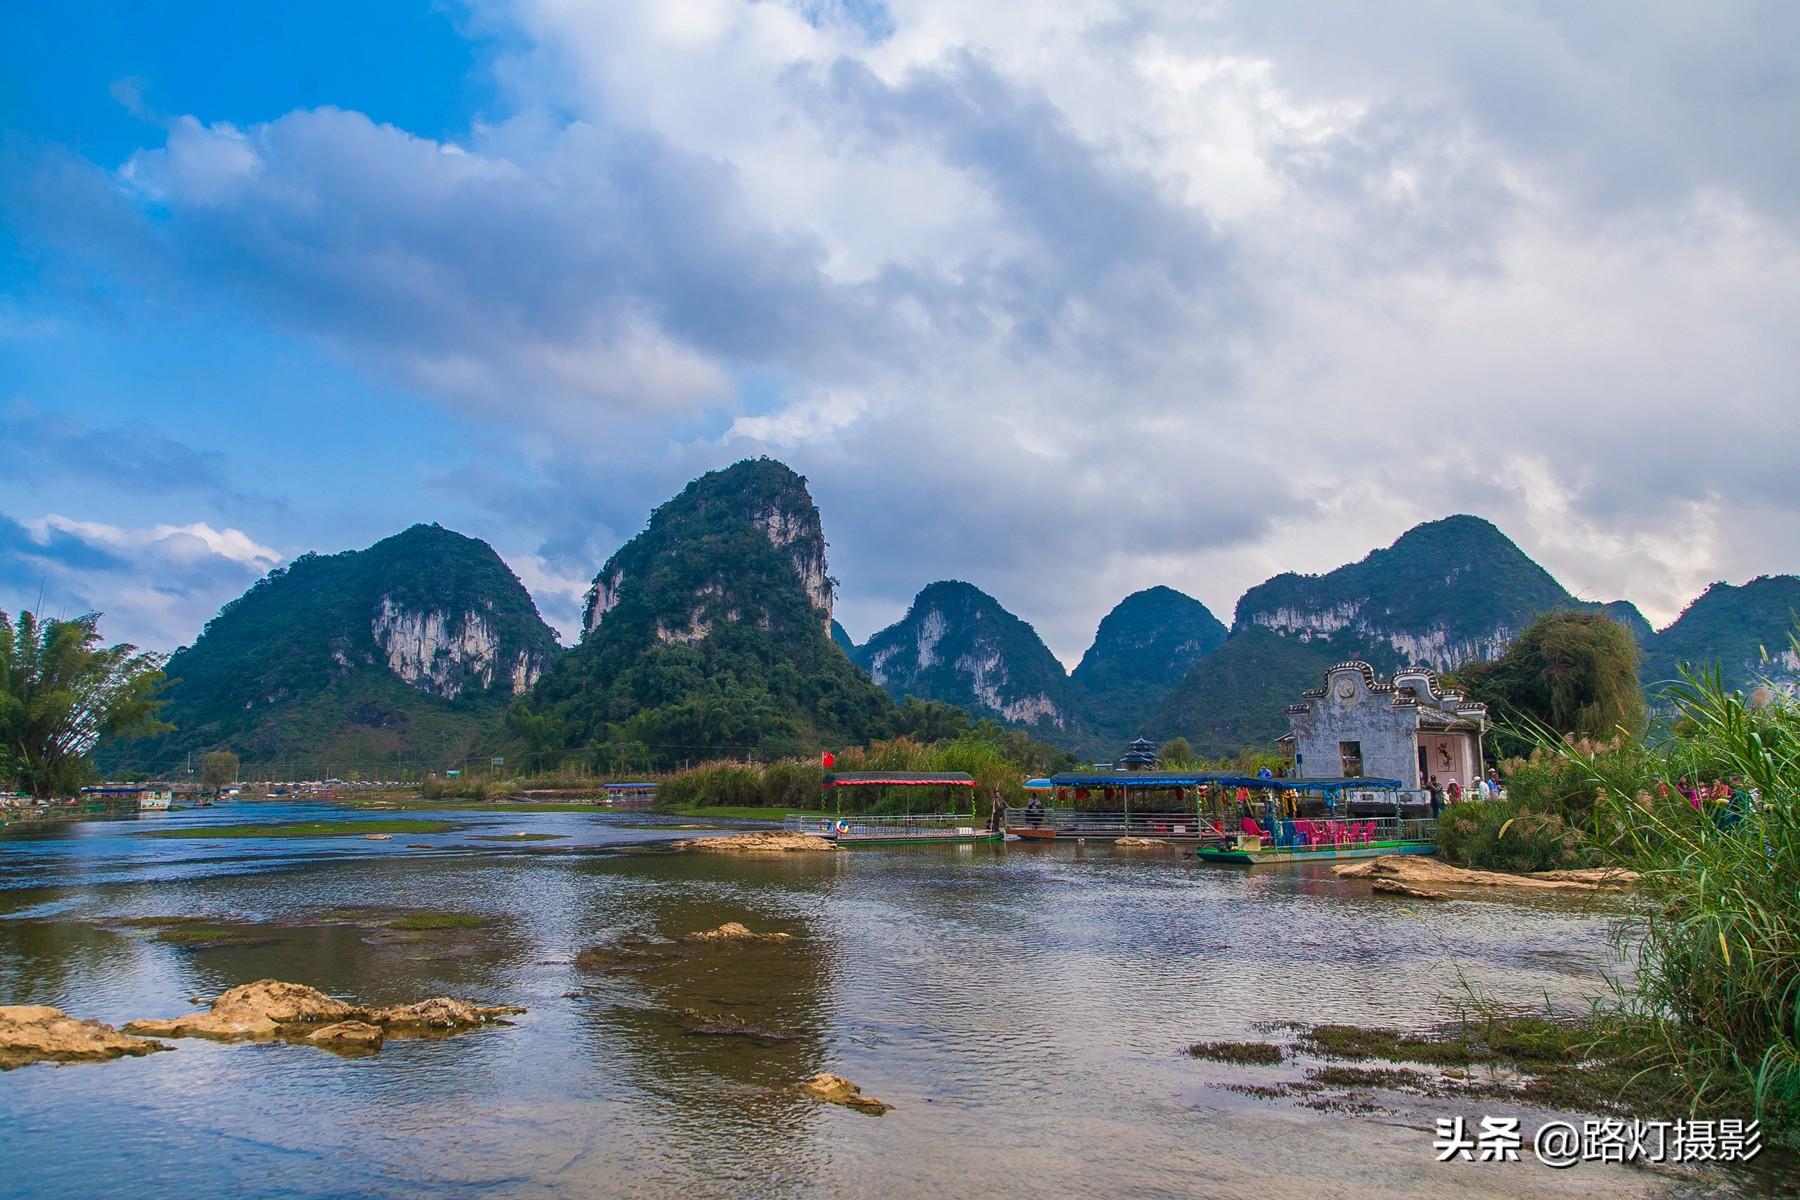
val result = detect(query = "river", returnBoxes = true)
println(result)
[0,802,1773,1198]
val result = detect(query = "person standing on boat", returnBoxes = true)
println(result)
[1428,776,1444,819]
[989,788,1005,832]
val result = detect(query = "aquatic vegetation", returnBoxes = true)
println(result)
[144,819,462,839]
[1184,1040,1283,1066]
[385,913,489,931]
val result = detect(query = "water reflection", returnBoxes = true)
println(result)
[0,807,1770,1198]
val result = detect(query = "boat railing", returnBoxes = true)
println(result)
[1004,808,1218,838]
[785,813,988,839]
[1004,809,1439,844]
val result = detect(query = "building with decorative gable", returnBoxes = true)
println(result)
[1281,662,1488,790]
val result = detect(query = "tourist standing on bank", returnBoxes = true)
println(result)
[1428,776,1444,818]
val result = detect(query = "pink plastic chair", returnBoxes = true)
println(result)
[1241,817,1270,841]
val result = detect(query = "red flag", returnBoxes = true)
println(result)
[820,751,836,769]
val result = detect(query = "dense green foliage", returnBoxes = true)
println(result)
[1071,586,1226,748]
[1645,576,1800,691]
[853,580,1078,739]
[1455,611,1646,759]
[99,524,561,777]
[1555,661,1800,1138]
[1144,627,1340,755]
[529,460,895,767]
[0,611,168,796]
[201,750,239,789]
[654,720,1078,813]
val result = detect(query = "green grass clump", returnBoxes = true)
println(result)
[386,912,488,931]
[1184,1041,1284,1066]
[146,819,461,839]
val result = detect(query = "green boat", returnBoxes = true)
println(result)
[1191,814,1439,865]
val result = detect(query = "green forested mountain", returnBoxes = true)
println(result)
[1645,577,1800,689]
[854,581,1079,738]
[528,458,895,764]
[1235,515,1574,671]
[1146,516,1584,755]
[1601,600,1656,645]
[100,524,562,775]
[1072,586,1226,744]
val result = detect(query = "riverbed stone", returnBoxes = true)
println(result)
[1113,836,1171,847]
[681,922,793,944]
[1370,878,1448,901]
[671,831,837,854]
[126,979,523,1047]
[801,1072,891,1114]
[305,1020,384,1050]
[0,1005,171,1068]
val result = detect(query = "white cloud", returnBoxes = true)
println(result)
[18,0,1800,659]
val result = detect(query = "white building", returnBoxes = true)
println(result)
[1282,662,1488,791]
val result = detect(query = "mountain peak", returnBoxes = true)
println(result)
[855,581,1074,732]
[583,457,832,636]
[1233,514,1570,671]
[1072,586,1227,746]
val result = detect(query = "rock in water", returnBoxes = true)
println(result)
[801,1072,891,1115]
[1333,856,1620,891]
[0,1005,171,1069]
[127,979,356,1039]
[672,831,837,854]
[681,922,794,944]
[1370,878,1448,901]
[305,1020,385,1051]
[125,979,523,1050]
[367,997,525,1032]
[1113,836,1171,847]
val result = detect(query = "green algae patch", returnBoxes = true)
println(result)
[144,819,463,840]
[1185,1040,1284,1066]
[386,913,490,931]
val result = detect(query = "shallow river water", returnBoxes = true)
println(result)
[0,803,1780,1198]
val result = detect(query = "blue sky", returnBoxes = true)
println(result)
[3,1,1798,662]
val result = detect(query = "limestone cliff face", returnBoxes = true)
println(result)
[1246,602,1516,673]
[372,597,547,699]
[857,581,1076,732]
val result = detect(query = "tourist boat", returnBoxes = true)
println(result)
[79,784,173,811]
[784,772,1001,845]
[1009,771,1258,842]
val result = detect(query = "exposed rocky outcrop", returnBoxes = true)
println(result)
[305,1020,384,1051]
[372,597,545,698]
[680,922,793,943]
[801,1072,891,1114]
[124,979,523,1051]
[1370,878,1448,901]
[1334,856,1635,892]
[1113,836,1172,848]
[671,831,838,854]
[0,1005,170,1069]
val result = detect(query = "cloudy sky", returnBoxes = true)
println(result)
[2,1,1796,665]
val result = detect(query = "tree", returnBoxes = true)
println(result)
[1455,611,1645,759]
[1160,736,1194,766]
[0,611,169,797]
[201,750,240,790]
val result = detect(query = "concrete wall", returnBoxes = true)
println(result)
[1289,665,1421,786]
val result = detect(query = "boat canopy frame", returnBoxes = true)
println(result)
[820,771,977,818]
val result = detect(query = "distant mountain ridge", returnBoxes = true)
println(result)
[100,523,562,772]
[1646,577,1800,687]
[854,581,1078,735]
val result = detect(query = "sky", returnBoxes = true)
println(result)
[2,0,1797,667]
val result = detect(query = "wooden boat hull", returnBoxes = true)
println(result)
[1009,826,1058,841]
[1192,840,1436,866]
